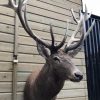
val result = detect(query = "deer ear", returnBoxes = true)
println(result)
[37,43,50,59]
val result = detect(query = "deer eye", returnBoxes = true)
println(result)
[53,56,60,62]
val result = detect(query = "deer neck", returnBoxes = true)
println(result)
[33,62,65,100]
[38,62,65,83]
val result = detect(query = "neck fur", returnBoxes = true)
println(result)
[33,63,65,100]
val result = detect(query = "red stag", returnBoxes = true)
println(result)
[7,0,95,100]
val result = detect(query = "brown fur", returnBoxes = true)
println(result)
[24,50,83,100]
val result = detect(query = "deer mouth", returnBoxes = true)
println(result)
[70,78,82,82]
[68,74,83,82]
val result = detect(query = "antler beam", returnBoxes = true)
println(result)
[8,0,68,53]
[64,5,95,53]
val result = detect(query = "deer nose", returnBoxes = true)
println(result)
[74,72,83,81]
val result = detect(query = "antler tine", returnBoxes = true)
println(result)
[67,20,95,57]
[82,5,95,39]
[23,0,29,5]
[67,21,81,47]
[23,4,51,48]
[56,21,68,50]
[84,20,95,39]
[8,0,51,49]
[64,33,84,52]
[8,0,18,10]
[50,24,55,47]
[66,9,86,47]
[64,7,95,54]
[71,9,78,24]
[65,10,83,51]
[8,0,67,52]
[84,5,91,21]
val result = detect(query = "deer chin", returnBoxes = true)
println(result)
[69,78,81,82]
[68,76,82,82]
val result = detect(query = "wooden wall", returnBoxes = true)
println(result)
[0,0,88,100]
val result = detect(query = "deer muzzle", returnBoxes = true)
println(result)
[69,69,83,82]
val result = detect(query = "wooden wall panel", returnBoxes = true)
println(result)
[0,0,88,100]
[0,93,88,100]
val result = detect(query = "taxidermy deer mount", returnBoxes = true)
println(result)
[5,0,95,100]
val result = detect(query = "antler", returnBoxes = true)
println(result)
[7,0,68,53]
[64,5,95,56]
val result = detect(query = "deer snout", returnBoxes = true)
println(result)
[70,69,83,82]
[74,71,83,81]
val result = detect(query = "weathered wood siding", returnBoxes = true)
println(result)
[0,0,88,100]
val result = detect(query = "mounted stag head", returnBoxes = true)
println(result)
[6,0,95,100]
